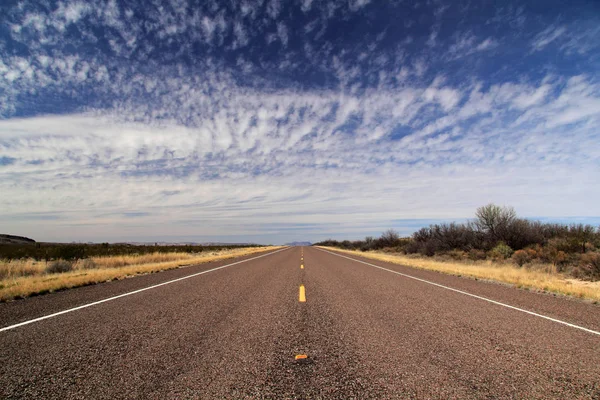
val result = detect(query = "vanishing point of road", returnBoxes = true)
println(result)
[1,247,599,399]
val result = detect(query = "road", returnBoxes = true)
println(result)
[1,246,599,399]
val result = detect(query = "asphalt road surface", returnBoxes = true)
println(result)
[1,246,599,399]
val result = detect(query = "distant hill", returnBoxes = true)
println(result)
[0,234,36,245]
[285,241,312,246]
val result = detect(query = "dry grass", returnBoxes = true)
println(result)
[0,259,47,280]
[0,247,282,302]
[89,252,222,269]
[318,247,600,302]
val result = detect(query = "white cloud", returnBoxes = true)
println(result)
[233,21,249,49]
[349,0,371,12]
[512,84,550,109]
[267,0,281,19]
[201,16,216,41]
[2,74,600,243]
[531,26,566,51]
[446,33,498,59]
[277,22,288,47]
[59,2,91,24]
[301,0,314,13]
[475,38,497,51]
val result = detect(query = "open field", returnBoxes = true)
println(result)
[317,246,600,302]
[0,246,281,301]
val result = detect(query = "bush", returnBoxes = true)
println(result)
[512,250,531,267]
[490,242,513,260]
[503,219,546,250]
[79,258,97,270]
[574,253,600,281]
[423,240,438,257]
[468,249,487,261]
[46,260,73,274]
[525,246,540,260]
[404,240,422,254]
[0,243,254,262]
[475,204,516,243]
[378,229,401,248]
[312,204,600,277]
[541,242,569,271]
[447,249,467,260]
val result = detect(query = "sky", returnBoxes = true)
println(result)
[1,0,599,244]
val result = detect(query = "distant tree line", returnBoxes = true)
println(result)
[314,229,409,252]
[313,204,600,281]
[0,242,263,262]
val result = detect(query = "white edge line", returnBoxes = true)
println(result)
[317,248,600,337]
[0,247,290,333]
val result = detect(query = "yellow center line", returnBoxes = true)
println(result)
[300,264,304,269]
[295,354,308,360]
[299,284,306,302]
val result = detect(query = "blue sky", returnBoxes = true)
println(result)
[1,0,599,244]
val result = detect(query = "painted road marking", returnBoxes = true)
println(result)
[1,247,290,333]
[318,248,600,337]
[299,284,306,302]
[301,264,304,269]
[295,354,308,360]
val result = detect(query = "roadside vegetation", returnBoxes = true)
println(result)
[0,244,276,302]
[0,242,262,261]
[314,204,600,301]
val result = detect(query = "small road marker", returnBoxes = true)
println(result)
[299,284,306,302]
[301,264,304,269]
[295,354,308,360]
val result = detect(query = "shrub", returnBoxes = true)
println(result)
[46,260,73,274]
[423,240,437,257]
[360,236,375,251]
[313,205,600,273]
[468,249,487,261]
[404,240,422,254]
[503,219,546,250]
[553,251,568,269]
[542,242,570,271]
[447,249,467,260]
[376,229,401,249]
[490,242,513,260]
[475,204,517,243]
[574,253,600,281]
[525,246,540,260]
[512,250,531,267]
[79,258,97,270]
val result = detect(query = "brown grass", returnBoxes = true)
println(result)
[318,247,600,302]
[0,247,282,302]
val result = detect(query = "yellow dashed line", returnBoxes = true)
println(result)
[295,354,308,360]
[299,284,306,302]
[300,264,304,269]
